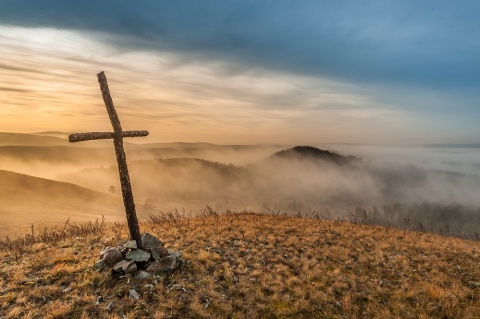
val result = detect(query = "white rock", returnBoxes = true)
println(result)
[129,289,141,299]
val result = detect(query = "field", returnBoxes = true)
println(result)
[1,210,480,318]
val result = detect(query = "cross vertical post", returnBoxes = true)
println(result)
[69,71,148,248]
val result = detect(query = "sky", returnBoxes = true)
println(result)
[0,1,479,145]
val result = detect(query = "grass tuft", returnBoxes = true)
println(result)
[1,210,480,318]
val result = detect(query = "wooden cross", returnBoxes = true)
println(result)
[69,71,148,247]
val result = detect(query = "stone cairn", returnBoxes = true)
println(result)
[95,233,182,278]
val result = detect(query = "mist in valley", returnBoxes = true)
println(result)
[1,132,480,237]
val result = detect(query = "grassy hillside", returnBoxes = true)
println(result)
[0,170,123,236]
[0,141,281,181]
[0,145,245,165]
[1,211,480,318]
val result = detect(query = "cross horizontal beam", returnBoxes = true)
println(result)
[69,130,149,143]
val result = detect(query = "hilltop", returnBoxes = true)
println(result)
[1,211,480,318]
[272,146,360,164]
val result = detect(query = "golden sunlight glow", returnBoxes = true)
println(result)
[0,26,409,144]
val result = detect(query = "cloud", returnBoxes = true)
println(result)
[1,25,403,144]
[0,1,479,144]
[0,0,478,90]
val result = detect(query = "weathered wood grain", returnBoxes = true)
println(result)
[68,71,148,247]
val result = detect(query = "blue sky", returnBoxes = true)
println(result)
[0,1,478,144]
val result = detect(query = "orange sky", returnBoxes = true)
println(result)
[0,26,462,145]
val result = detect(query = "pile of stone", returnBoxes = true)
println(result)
[95,233,182,277]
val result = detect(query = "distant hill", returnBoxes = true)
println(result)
[0,145,115,163]
[0,132,126,148]
[0,135,281,165]
[0,169,113,203]
[130,142,278,151]
[423,143,480,148]
[33,131,71,138]
[0,169,123,236]
[0,132,68,146]
[272,146,360,164]
[61,158,251,202]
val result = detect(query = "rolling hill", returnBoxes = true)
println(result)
[272,145,361,164]
[0,169,123,236]
[60,158,251,204]
[0,132,69,146]
[58,145,480,234]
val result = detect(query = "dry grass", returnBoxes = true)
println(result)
[1,210,480,318]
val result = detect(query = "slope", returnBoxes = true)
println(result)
[0,132,68,146]
[0,170,123,236]
[1,212,480,318]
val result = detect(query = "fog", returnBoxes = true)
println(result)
[1,133,480,237]
[331,144,480,178]
[61,144,480,215]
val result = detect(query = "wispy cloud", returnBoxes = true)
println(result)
[0,25,411,143]
[1,1,478,89]
[0,1,478,144]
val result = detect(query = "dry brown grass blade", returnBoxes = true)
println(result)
[1,211,480,318]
